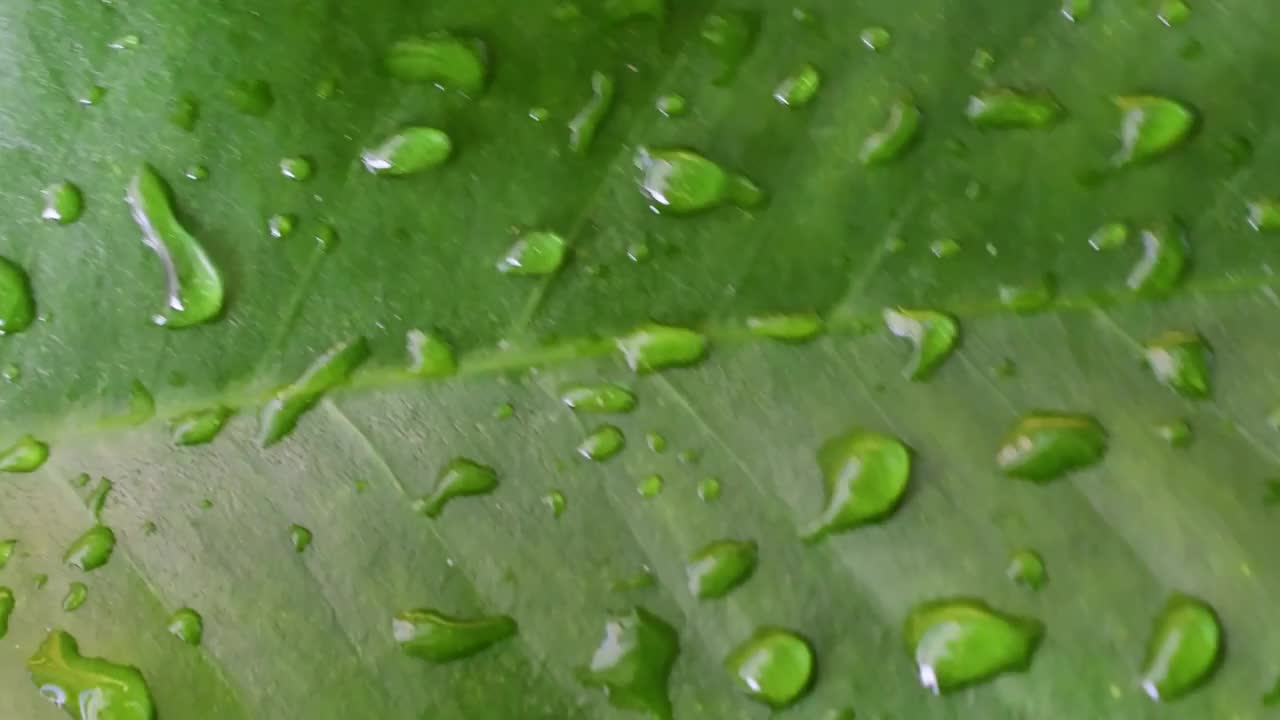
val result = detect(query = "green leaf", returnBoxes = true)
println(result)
[2,1,1280,718]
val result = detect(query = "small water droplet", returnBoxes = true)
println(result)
[646,432,668,453]
[656,94,686,117]
[79,84,107,106]
[966,88,1063,129]
[1006,549,1047,590]
[884,308,959,380]
[266,213,296,239]
[0,587,11,638]
[170,406,233,446]
[636,147,763,214]
[637,474,665,498]
[543,490,567,517]
[62,582,88,612]
[676,448,700,465]
[315,78,338,99]
[106,380,154,427]
[1127,219,1188,296]
[578,425,626,462]
[1113,96,1195,167]
[227,79,274,116]
[1061,0,1093,21]
[41,182,83,225]
[1157,418,1192,448]
[997,412,1107,482]
[970,48,996,72]
[33,574,47,589]
[2,364,20,382]
[860,26,892,51]
[1089,221,1129,251]
[27,631,156,719]
[64,525,116,572]
[701,12,754,85]
[258,337,370,447]
[906,598,1043,693]
[930,237,961,258]
[803,429,910,542]
[528,106,550,122]
[746,312,824,342]
[413,458,498,517]
[0,539,15,569]
[611,567,656,592]
[394,608,517,662]
[562,384,637,413]
[861,98,922,166]
[1157,0,1191,26]
[725,627,815,708]
[1247,199,1280,232]
[85,477,112,522]
[167,608,203,646]
[686,540,756,599]
[279,156,313,181]
[493,402,515,420]
[497,231,568,276]
[290,524,313,553]
[0,258,36,335]
[314,223,339,252]
[698,476,722,502]
[1144,331,1211,398]
[385,33,488,94]
[580,607,679,718]
[773,64,821,107]
[1140,594,1221,701]
[569,72,615,154]
[361,127,453,175]
[406,329,457,377]
[0,435,49,472]
[108,34,141,50]
[170,94,199,131]
[998,275,1055,314]
[184,165,208,181]
[616,323,708,373]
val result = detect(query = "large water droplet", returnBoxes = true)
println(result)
[62,582,88,612]
[569,72,615,154]
[580,607,679,720]
[361,127,453,175]
[0,258,36,335]
[561,384,637,413]
[773,64,821,107]
[577,425,626,461]
[802,429,910,542]
[636,148,763,214]
[1247,199,1280,232]
[170,407,233,446]
[167,608,204,646]
[616,324,708,373]
[725,628,815,708]
[406,329,457,377]
[965,88,1063,129]
[1113,96,1195,167]
[42,182,83,225]
[686,539,757,599]
[65,525,115,572]
[1006,549,1047,590]
[385,34,488,95]
[1140,594,1221,701]
[905,598,1043,693]
[884,308,959,380]
[127,165,225,328]
[0,587,11,638]
[413,458,498,518]
[258,337,370,447]
[497,231,568,276]
[997,412,1107,482]
[1127,220,1188,296]
[701,12,754,85]
[27,630,155,720]
[1144,331,1211,398]
[394,608,517,662]
[861,97,922,165]
[0,435,49,472]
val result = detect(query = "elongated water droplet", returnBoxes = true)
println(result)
[1157,0,1191,27]
[1247,199,1280,232]
[580,607,679,720]
[884,308,959,380]
[42,182,83,225]
[0,435,48,472]
[617,324,708,373]
[561,384,637,413]
[497,231,568,276]
[279,156,313,181]
[577,425,625,461]
[746,312,824,342]
[701,12,754,85]
[62,582,88,612]
[656,94,686,117]
[362,127,453,175]
[394,608,516,662]
[1158,418,1192,448]
[906,598,1043,693]
[385,34,488,94]
[698,476,721,502]
[966,88,1063,129]
[85,477,112,522]
[413,458,498,518]
[1140,594,1221,701]
[65,526,115,572]
[569,72,615,154]
[725,628,815,708]
[1127,220,1188,296]
[227,79,273,116]
[406,329,457,377]
[127,165,225,328]
[0,587,11,638]
[636,147,763,214]
[686,539,756,599]
[0,258,36,335]
[258,337,369,447]
[774,64,821,107]
[998,275,1055,314]
[1061,0,1093,21]
[997,412,1107,482]
[803,429,911,542]
[1144,331,1211,398]
[28,630,156,720]
[861,26,892,51]
[1089,221,1129,251]
[289,524,313,553]
[861,98,922,165]
[165,607,204,646]
[0,539,15,569]
[1113,96,1195,167]
[170,406,233,446]
[1006,549,1047,590]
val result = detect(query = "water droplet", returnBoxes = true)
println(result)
[1144,331,1211,398]
[394,608,517,662]
[1089,222,1129,251]
[413,458,498,518]
[27,630,155,719]
[773,64,821,107]
[568,71,615,154]
[315,78,338,99]
[314,223,339,252]
[580,608,679,719]
[561,384,637,413]
[406,329,457,377]
[1140,594,1221,701]
[71,472,90,488]
[746,312,824,342]
[361,127,453,176]
[0,587,11,638]
[127,165,225,328]
[385,33,488,94]
[610,567,656,592]
[170,94,199,131]
[493,402,515,420]
[1247,199,1280,232]
[184,165,208,182]
[106,380,155,427]
[497,231,568,276]
[1061,0,1093,21]
[998,275,1055,314]
[698,476,722,502]
[62,582,88,612]
[861,98,922,166]
[167,608,203,646]
[0,258,36,335]
[79,84,107,106]
[85,477,112,522]
[884,308,959,380]
[1127,219,1188,296]
[617,323,708,373]
[860,26,892,51]
[267,213,296,239]
[677,448,700,465]
[1006,549,1047,590]
[41,182,83,225]
[0,435,48,472]
[997,412,1107,482]
[970,48,996,72]
[33,574,47,589]
[802,429,910,542]
[528,106,550,122]
[637,474,665,498]
[965,88,1063,129]
[198,498,214,511]
[258,337,370,447]
[1157,418,1192,448]
[906,598,1043,693]
[701,12,754,85]
[656,94,686,117]
[646,432,668,453]
[64,525,116,572]
[1157,0,1191,26]
[289,524,313,553]
[1113,96,1195,167]
[3,364,20,382]
[170,406,233,446]
[227,79,274,116]
[543,490,567,517]
[636,148,762,215]
[577,425,626,461]
[279,156,313,181]
[725,627,815,708]
[686,540,756,599]
[0,539,14,569]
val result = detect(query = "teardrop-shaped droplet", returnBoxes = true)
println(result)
[497,231,568,276]
[966,88,1063,129]
[0,539,15,569]
[861,26,892,51]
[701,12,754,85]
[636,148,763,215]
[998,275,1055,314]
[686,539,757,599]
[1247,199,1280,232]
[580,607,679,720]
[406,329,457,377]
[725,627,815,708]
[773,64,821,107]
[361,127,453,176]
[616,324,708,373]
[997,412,1107,482]
[27,630,156,720]
[577,425,625,461]
[1113,96,1195,167]
[1144,331,1211,398]
[884,308,959,380]
[289,524,313,553]
[0,435,48,472]
[905,598,1043,693]
[279,156,313,181]
[561,384,637,413]
[64,526,116,572]
[85,477,113,522]
[167,608,204,646]
[413,458,498,518]
[0,587,12,638]
[227,79,274,115]
[42,182,83,225]
[1127,219,1188,296]
[802,429,911,542]
[0,258,36,335]
[861,97,922,165]
[394,608,516,662]
[569,72,615,154]
[127,165,225,328]
[62,582,88,612]
[170,406,233,446]
[1006,549,1047,590]
[258,337,370,447]
[746,313,824,342]
[385,33,488,94]
[1140,594,1221,701]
